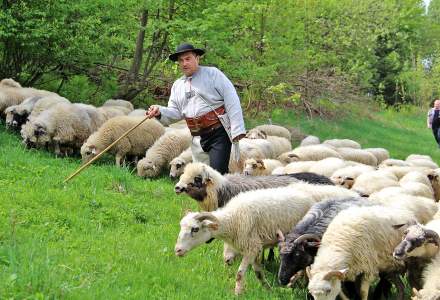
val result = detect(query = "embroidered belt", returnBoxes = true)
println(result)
[185,106,225,136]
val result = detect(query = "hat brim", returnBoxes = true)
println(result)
[169,49,205,62]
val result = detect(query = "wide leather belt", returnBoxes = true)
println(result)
[185,106,225,136]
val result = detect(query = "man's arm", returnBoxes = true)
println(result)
[427,109,432,129]
[213,69,246,141]
[148,83,183,126]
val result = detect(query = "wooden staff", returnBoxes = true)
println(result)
[63,115,150,184]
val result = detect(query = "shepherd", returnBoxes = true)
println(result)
[146,43,246,174]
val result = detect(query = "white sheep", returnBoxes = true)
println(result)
[4,96,42,128]
[279,161,317,174]
[426,168,440,202]
[363,148,390,164]
[266,135,292,157]
[322,138,361,149]
[243,158,284,176]
[0,78,22,88]
[27,95,71,121]
[300,135,321,146]
[278,145,342,164]
[379,158,411,168]
[370,184,434,200]
[128,109,147,117]
[175,187,322,295]
[102,99,134,111]
[240,138,274,159]
[169,147,193,179]
[408,159,439,169]
[330,165,376,189]
[0,84,56,114]
[137,129,191,177]
[308,157,349,177]
[412,255,440,300]
[350,170,399,196]
[308,205,415,300]
[288,181,359,201]
[247,124,292,140]
[81,116,165,167]
[335,147,378,166]
[406,154,434,162]
[400,171,434,194]
[379,166,430,180]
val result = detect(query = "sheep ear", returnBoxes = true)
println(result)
[392,224,407,230]
[201,220,218,231]
[256,159,265,169]
[276,229,285,243]
[392,220,417,230]
[91,147,97,155]
[260,130,267,139]
[287,153,299,158]
[323,268,348,281]
[305,266,312,279]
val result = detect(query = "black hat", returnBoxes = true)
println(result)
[169,43,205,62]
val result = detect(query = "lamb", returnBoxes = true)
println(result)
[137,129,191,178]
[277,197,372,286]
[412,254,440,300]
[322,139,361,149]
[174,188,321,295]
[169,147,193,179]
[300,135,321,146]
[363,148,390,164]
[335,147,378,166]
[278,145,342,164]
[20,102,95,155]
[330,165,376,189]
[243,158,284,176]
[175,162,334,212]
[246,124,292,140]
[307,206,415,300]
[350,170,399,197]
[102,99,134,111]
[81,116,165,167]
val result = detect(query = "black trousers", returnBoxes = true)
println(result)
[433,126,440,145]
[200,126,231,174]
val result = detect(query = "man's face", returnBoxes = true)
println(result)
[178,52,199,77]
[435,100,440,109]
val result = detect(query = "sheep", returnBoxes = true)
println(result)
[379,165,430,180]
[426,168,440,202]
[278,145,342,164]
[370,184,434,200]
[379,158,411,168]
[330,165,375,189]
[393,219,440,261]
[246,124,292,141]
[363,148,390,164]
[0,78,22,88]
[308,157,349,177]
[4,96,42,129]
[174,187,321,295]
[275,161,316,174]
[335,147,378,166]
[266,135,292,157]
[97,105,131,120]
[81,116,165,167]
[370,194,438,224]
[307,206,415,300]
[277,197,372,286]
[408,159,439,169]
[407,154,434,162]
[412,254,440,300]
[102,99,134,111]
[128,109,147,117]
[350,170,399,197]
[243,158,284,176]
[322,139,361,149]
[228,141,266,174]
[169,147,193,179]
[20,102,95,155]
[300,135,321,146]
[400,171,434,194]
[239,138,274,159]
[27,95,71,121]
[175,162,334,212]
[137,129,191,178]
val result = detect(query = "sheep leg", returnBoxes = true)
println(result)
[115,154,122,167]
[223,243,239,266]
[235,256,252,295]
[252,260,270,289]
[359,277,371,300]
[53,141,61,157]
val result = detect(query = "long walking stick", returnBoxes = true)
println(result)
[63,116,150,184]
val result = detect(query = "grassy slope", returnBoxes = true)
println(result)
[0,106,438,299]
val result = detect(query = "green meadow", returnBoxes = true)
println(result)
[0,106,438,299]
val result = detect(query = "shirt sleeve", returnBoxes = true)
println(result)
[213,69,246,139]
[158,83,183,126]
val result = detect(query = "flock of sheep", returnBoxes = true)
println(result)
[2,78,440,299]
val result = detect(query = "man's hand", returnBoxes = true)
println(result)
[232,133,246,143]
[146,105,161,119]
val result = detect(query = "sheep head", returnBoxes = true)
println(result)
[278,151,300,164]
[81,143,98,164]
[277,232,320,286]
[331,175,355,189]
[174,162,219,201]
[137,158,160,178]
[308,268,348,300]
[245,128,267,139]
[393,221,440,260]
[169,157,186,179]
[243,158,265,176]
[0,78,21,88]
[411,288,439,300]
[175,212,219,257]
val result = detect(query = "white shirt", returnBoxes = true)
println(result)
[158,66,246,139]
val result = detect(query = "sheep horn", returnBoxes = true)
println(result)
[293,233,321,245]
[194,212,218,222]
[424,229,440,246]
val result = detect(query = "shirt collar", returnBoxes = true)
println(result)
[184,66,201,81]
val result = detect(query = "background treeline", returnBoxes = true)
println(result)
[1,0,440,116]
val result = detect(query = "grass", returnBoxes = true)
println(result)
[0,105,438,299]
